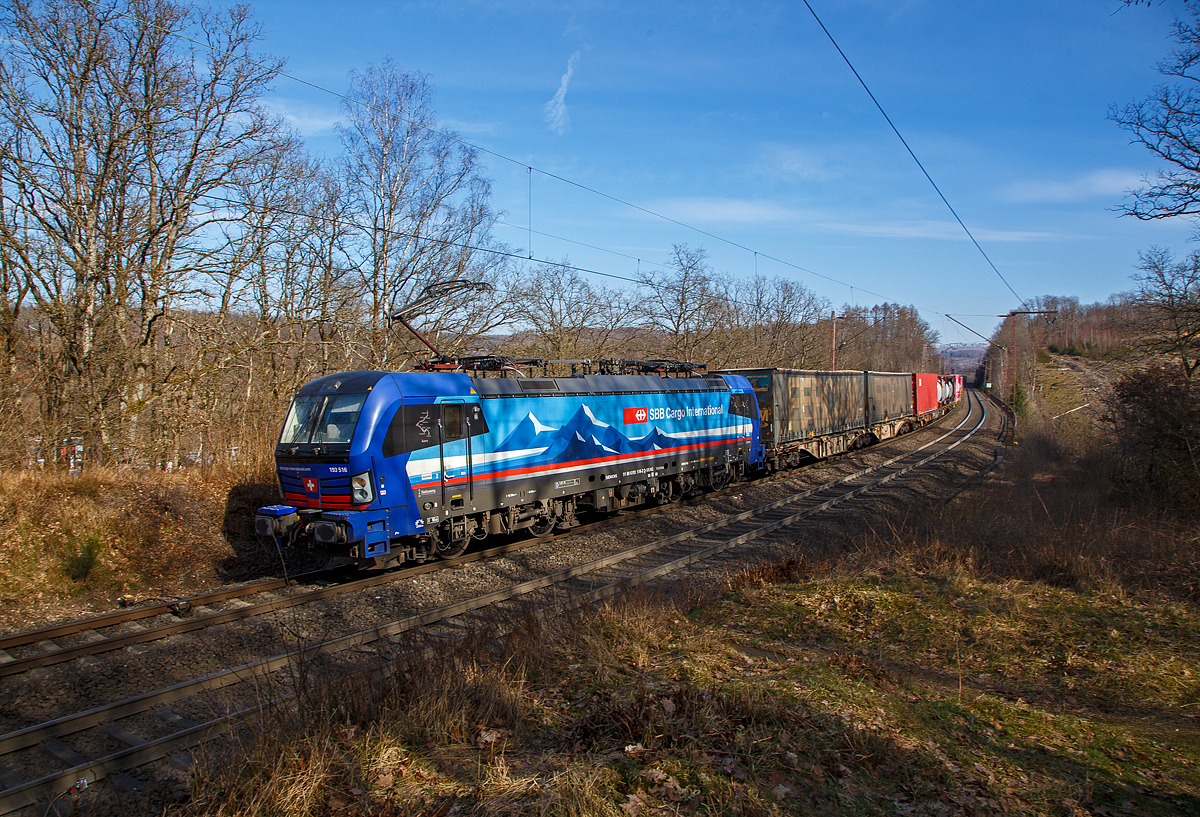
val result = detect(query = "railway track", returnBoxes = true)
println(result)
[0,391,991,814]
[0,460,867,678]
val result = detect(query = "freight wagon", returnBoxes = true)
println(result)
[720,369,953,471]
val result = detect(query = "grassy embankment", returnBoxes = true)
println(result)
[174,366,1200,817]
[0,465,280,629]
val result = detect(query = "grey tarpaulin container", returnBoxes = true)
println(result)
[866,371,914,424]
[727,369,866,446]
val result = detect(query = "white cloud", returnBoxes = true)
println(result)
[441,118,500,137]
[650,197,804,224]
[755,145,836,182]
[544,51,581,135]
[824,220,1057,242]
[998,169,1145,204]
[263,97,340,137]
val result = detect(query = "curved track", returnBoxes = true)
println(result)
[0,391,993,814]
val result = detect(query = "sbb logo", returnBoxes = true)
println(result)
[623,406,648,424]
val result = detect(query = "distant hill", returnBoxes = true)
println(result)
[938,344,987,374]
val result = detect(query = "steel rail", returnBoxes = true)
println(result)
[0,575,311,651]
[0,537,563,677]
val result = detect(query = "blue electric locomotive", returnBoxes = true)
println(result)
[256,368,762,568]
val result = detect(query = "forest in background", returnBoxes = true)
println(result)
[0,0,950,474]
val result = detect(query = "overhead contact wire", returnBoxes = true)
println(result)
[800,0,1027,309]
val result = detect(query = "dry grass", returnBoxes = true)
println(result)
[0,464,281,630]
[180,571,1196,817]
[176,578,1200,817]
[835,415,1200,607]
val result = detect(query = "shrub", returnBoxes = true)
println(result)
[62,533,103,582]
[1106,366,1200,516]
[1012,380,1029,415]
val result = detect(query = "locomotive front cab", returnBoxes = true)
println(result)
[259,371,404,566]
[258,371,495,568]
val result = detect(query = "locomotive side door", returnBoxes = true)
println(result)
[437,399,488,521]
[439,400,469,516]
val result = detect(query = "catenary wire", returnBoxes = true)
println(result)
[800,0,1027,310]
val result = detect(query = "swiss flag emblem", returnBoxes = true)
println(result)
[304,478,319,493]
[623,407,648,424]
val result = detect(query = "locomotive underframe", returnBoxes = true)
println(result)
[350,440,750,569]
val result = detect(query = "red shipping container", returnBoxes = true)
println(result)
[912,373,940,416]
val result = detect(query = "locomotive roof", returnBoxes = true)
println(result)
[296,370,388,395]
[469,373,737,396]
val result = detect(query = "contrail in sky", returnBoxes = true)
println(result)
[545,51,580,134]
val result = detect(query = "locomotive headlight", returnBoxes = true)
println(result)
[351,471,374,504]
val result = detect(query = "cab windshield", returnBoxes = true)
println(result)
[279,393,367,446]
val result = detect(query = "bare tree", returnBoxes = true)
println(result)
[1111,1,1200,224]
[1128,246,1200,378]
[503,261,640,365]
[0,167,34,467]
[836,303,938,372]
[0,0,291,465]
[338,60,510,368]
[636,244,728,364]
[719,275,828,369]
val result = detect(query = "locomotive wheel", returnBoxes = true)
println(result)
[709,467,730,491]
[659,478,681,504]
[434,535,469,559]
[528,514,556,538]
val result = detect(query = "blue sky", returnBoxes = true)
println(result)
[246,0,1195,345]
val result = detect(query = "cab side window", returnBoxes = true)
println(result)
[443,404,464,440]
[729,392,757,418]
[382,405,438,457]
